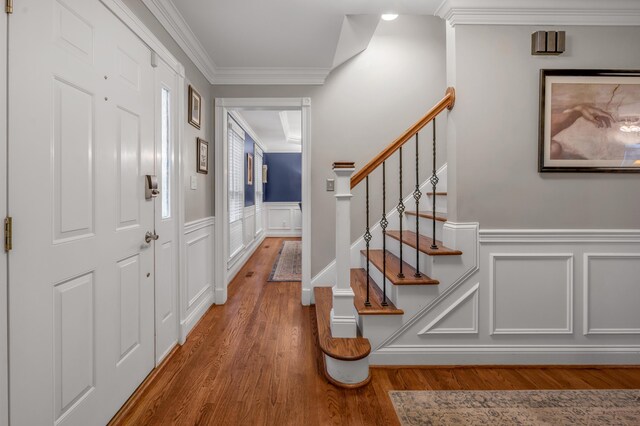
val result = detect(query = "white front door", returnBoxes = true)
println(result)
[9,1,155,424]
[153,58,179,364]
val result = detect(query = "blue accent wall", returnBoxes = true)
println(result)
[263,153,302,203]
[244,133,255,207]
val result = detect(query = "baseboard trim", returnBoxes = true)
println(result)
[370,364,640,369]
[108,344,180,425]
[227,233,266,284]
[180,290,214,340]
[370,345,640,365]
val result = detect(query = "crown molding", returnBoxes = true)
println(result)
[213,67,331,85]
[141,0,217,83]
[436,0,640,26]
[140,0,331,85]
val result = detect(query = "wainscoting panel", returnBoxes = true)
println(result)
[264,202,301,237]
[369,229,640,365]
[584,253,640,335]
[490,254,573,335]
[182,217,215,340]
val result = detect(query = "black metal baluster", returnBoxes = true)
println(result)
[380,161,388,306]
[413,133,422,277]
[397,147,405,278]
[364,176,372,307]
[431,119,439,250]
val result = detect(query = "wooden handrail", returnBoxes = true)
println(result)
[350,87,455,189]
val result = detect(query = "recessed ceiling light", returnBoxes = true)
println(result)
[381,13,398,21]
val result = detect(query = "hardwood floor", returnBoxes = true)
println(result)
[111,237,640,426]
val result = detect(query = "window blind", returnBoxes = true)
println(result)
[228,116,245,257]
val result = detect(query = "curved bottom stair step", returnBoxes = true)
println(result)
[313,287,371,388]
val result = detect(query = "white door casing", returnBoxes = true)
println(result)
[153,57,180,365]
[214,98,311,305]
[8,1,155,424]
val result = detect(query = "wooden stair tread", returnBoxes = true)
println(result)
[351,269,404,315]
[426,192,447,196]
[360,249,438,285]
[386,230,463,256]
[405,210,447,222]
[313,287,371,361]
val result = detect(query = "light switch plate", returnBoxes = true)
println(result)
[190,175,197,190]
[326,179,335,192]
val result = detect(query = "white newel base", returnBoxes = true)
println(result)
[330,308,357,338]
[324,355,370,385]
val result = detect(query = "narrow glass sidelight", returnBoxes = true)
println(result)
[161,88,171,219]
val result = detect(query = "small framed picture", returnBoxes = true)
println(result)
[539,69,640,172]
[247,153,253,185]
[262,164,268,183]
[197,138,208,174]
[188,85,202,129]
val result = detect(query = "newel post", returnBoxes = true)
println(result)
[331,162,357,338]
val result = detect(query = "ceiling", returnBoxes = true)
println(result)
[237,110,302,153]
[141,0,442,84]
[141,0,640,84]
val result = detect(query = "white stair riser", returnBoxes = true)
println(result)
[385,237,433,276]
[403,215,444,241]
[359,251,442,317]
[416,194,447,213]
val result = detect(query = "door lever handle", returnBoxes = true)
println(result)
[145,231,159,244]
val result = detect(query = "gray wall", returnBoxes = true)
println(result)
[450,25,640,228]
[120,0,215,222]
[213,15,447,276]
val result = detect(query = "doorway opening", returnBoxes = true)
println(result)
[214,98,311,305]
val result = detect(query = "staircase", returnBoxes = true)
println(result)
[315,88,465,387]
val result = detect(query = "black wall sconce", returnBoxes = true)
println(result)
[531,31,565,56]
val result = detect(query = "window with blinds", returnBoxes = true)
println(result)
[255,149,263,235]
[228,116,245,258]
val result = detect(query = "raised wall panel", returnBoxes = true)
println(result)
[157,241,174,323]
[490,254,573,335]
[54,0,94,64]
[584,254,640,335]
[117,107,141,229]
[53,79,94,243]
[268,208,291,230]
[117,255,141,363]
[54,272,95,419]
[187,234,209,309]
[116,47,140,90]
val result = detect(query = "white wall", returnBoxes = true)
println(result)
[448,24,640,228]
[212,16,448,278]
[181,217,215,340]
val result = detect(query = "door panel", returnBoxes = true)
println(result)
[9,1,155,424]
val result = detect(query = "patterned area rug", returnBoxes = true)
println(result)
[268,241,302,282]
[390,389,640,425]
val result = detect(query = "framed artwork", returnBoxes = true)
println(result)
[197,138,208,174]
[262,164,268,183]
[188,85,202,129]
[247,153,253,185]
[539,69,640,173]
